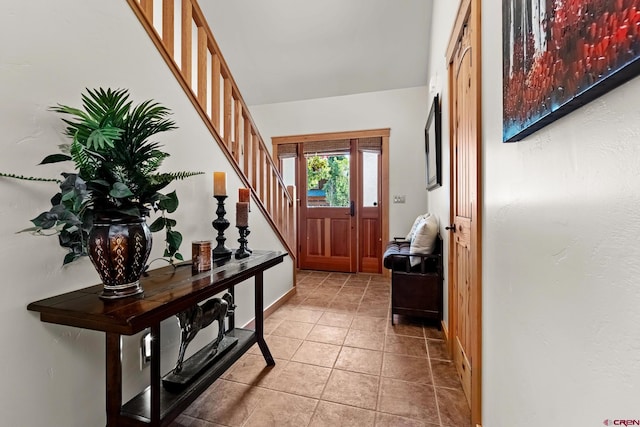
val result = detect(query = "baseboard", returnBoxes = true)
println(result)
[441,319,449,342]
[243,287,297,329]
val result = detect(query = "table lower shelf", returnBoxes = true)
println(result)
[121,328,256,425]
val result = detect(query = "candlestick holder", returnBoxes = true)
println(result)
[235,226,251,259]
[212,195,232,259]
[244,228,253,253]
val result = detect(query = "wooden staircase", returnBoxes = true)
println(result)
[126,0,296,259]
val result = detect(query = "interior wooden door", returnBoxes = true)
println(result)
[447,0,482,423]
[299,141,357,272]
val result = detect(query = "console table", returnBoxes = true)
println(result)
[27,250,286,427]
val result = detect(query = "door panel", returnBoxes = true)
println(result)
[451,20,475,409]
[300,146,356,272]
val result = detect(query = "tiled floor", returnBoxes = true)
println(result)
[171,270,471,427]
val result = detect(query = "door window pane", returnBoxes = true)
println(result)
[362,152,379,207]
[281,157,296,187]
[306,154,350,207]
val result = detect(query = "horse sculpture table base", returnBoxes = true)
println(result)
[162,335,238,392]
[162,292,237,392]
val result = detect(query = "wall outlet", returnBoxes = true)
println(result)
[140,330,152,369]
[393,195,406,203]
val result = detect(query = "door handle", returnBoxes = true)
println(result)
[445,224,456,232]
[350,201,355,217]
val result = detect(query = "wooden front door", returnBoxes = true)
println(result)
[299,141,357,272]
[447,0,482,424]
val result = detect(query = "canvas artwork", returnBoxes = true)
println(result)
[503,0,640,142]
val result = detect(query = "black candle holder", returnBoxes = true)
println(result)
[212,195,232,259]
[235,226,251,259]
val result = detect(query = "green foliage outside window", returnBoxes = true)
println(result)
[306,155,349,207]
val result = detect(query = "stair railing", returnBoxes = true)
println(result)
[126,0,297,258]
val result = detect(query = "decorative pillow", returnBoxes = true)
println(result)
[406,213,431,241]
[410,215,439,266]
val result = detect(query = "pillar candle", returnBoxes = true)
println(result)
[239,188,250,203]
[213,172,227,196]
[239,188,251,212]
[236,202,249,227]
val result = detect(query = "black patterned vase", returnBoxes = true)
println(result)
[88,215,152,300]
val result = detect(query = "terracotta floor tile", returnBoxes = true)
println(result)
[262,317,284,335]
[270,361,331,398]
[381,353,433,384]
[328,272,352,280]
[338,286,366,296]
[343,328,385,351]
[310,287,341,298]
[357,304,389,318]
[342,279,368,288]
[243,389,318,427]
[350,316,387,333]
[384,335,428,357]
[436,386,471,427]
[266,306,292,321]
[299,297,334,310]
[374,412,437,427]
[309,401,375,427]
[427,339,451,361]
[169,415,226,427]
[291,341,341,367]
[271,320,314,340]
[317,311,354,328]
[221,353,286,387]
[367,290,389,298]
[306,324,348,345]
[317,281,344,290]
[347,274,371,283]
[326,300,360,313]
[281,294,306,307]
[323,277,348,287]
[377,378,439,424]
[248,335,302,360]
[430,359,462,389]
[182,380,266,426]
[335,347,383,375]
[298,275,326,285]
[423,326,444,340]
[321,369,379,410]
[333,292,364,304]
[364,298,390,308]
[387,321,425,338]
[283,307,324,323]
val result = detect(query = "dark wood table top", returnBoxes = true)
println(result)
[27,250,286,335]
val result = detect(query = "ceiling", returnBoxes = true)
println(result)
[200,0,432,106]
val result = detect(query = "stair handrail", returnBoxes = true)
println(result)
[126,0,296,257]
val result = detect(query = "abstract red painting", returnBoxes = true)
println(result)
[503,0,640,141]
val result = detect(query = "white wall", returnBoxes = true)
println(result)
[424,1,640,425]
[250,86,431,239]
[425,1,460,325]
[0,2,292,426]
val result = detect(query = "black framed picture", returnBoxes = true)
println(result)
[425,94,442,191]
[503,0,640,142]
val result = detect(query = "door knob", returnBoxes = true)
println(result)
[445,224,456,232]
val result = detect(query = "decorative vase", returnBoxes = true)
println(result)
[88,215,152,300]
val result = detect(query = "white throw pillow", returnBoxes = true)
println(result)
[406,213,431,241]
[410,215,439,266]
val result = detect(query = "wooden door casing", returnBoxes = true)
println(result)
[272,129,389,274]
